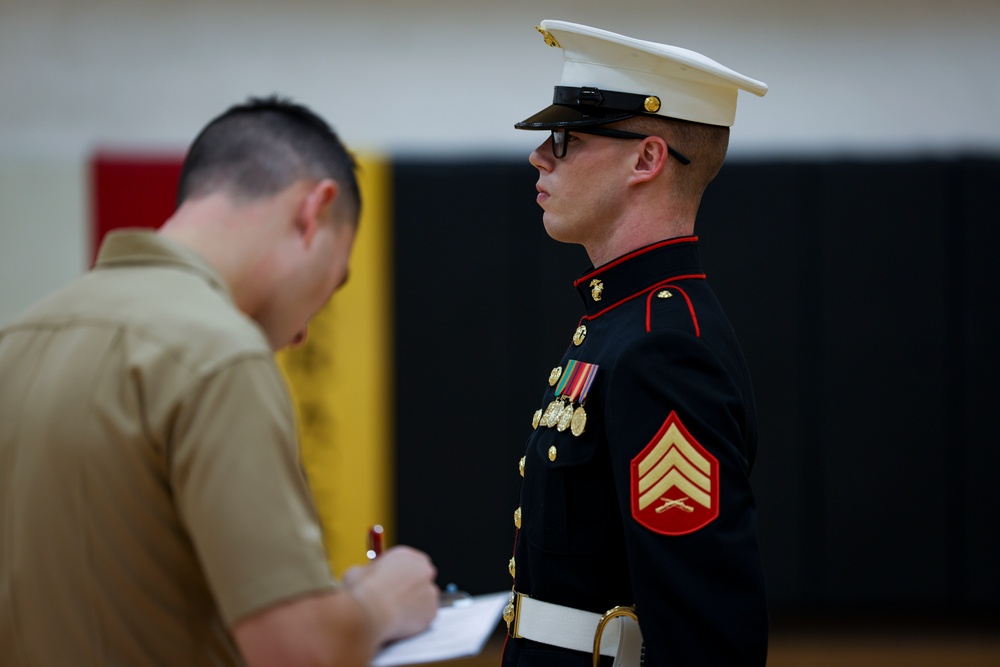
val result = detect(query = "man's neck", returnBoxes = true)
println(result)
[158,194,276,317]
[585,214,695,268]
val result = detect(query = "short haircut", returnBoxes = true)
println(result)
[618,115,730,200]
[176,95,361,223]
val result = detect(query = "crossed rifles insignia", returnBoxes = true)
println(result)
[630,411,719,535]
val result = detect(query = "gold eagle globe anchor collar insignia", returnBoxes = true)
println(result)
[572,237,705,318]
[589,278,604,302]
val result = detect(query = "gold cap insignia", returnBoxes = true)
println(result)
[589,279,604,302]
[572,325,587,346]
[644,96,661,113]
[535,26,561,48]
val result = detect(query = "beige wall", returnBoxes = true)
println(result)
[2,0,999,322]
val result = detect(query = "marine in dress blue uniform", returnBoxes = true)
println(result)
[502,21,770,666]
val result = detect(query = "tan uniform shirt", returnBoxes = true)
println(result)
[0,230,335,666]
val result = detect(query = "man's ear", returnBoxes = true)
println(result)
[297,179,340,245]
[630,136,668,185]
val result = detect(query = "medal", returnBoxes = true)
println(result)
[571,406,587,436]
[549,396,573,431]
[556,402,574,432]
[549,359,599,437]
[541,399,563,428]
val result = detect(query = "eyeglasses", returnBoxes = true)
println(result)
[549,127,691,165]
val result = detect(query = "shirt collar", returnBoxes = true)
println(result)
[573,236,705,318]
[94,229,233,300]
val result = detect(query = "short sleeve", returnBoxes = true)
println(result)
[169,355,335,626]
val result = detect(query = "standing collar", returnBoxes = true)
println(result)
[573,237,705,317]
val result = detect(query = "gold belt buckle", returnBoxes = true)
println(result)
[592,605,638,667]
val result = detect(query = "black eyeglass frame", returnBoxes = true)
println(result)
[550,127,692,165]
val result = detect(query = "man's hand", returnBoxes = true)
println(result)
[234,546,438,667]
[342,545,440,643]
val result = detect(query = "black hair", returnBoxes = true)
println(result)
[176,95,360,222]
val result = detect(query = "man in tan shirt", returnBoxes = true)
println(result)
[0,96,438,667]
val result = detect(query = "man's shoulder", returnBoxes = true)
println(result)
[6,264,271,371]
[598,280,713,343]
[114,266,272,369]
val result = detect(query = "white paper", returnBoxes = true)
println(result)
[371,591,508,667]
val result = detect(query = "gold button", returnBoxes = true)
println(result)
[644,95,661,113]
[572,325,587,346]
[657,290,673,299]
[548,366,563,386]
[548,445,557,461]
[509,557,516,578]
[589,278,604,302]
[514,507,522,529]
[519,456,525,477]
[532,408,542,429]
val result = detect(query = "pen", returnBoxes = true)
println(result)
[367,524,384,560]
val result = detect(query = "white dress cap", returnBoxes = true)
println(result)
[516,20,768,129]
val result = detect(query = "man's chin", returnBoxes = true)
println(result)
[542,218,576,245]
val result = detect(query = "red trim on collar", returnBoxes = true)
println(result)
[645,282,701,337]
[580,273,705,324]
[573,236,699,287]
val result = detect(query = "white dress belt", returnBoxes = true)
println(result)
[510,593,644,665]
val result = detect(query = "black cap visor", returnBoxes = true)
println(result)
[515,104,637,130]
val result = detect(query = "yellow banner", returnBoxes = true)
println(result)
[277,154,393,577]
